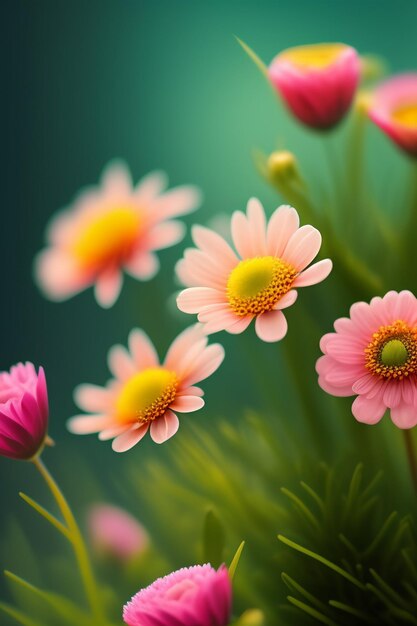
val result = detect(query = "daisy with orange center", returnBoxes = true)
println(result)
[35,161,201,307]
[268,43,360,130]
[67,325,224,452]
[317,290,417,428]
[369,74,417,157]
[176,199,332,343]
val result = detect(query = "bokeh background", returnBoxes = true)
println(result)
[2,0,417,621]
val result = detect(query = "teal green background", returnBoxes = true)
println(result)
[2,0,417,615]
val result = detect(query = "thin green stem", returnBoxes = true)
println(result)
[402,430,417,496]
[32,457,106,625]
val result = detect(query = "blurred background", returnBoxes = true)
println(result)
[2,0,417,623]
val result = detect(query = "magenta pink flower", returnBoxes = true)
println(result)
[67,325,224,452]
[88,504,149,562]
[317,290,417,428]
[176,199,332,343]
[369,74,417,157]
[0,363,49,460]
[268,43,360,130]
[123,564,232,626]
[35,161,201,308]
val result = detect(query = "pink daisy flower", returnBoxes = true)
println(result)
[369,74,417,157]
[268,43,360,130]
[67,325,224,452]
[317,290,417,428]
[123,564,232,626]
[35,161,201,308]
[176,199,332,343]
[88,503,149,562]
[0,362,49,461]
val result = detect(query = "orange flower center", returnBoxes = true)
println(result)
[392,103,417,129]
[115,368,178,425]
[72,207,140,271]
[227,256,297,317]
[281,43,346,70]
[365,320,417,380]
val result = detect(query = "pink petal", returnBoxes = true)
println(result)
[98,426,129,440]
[351,395,386,424]
[246,197,267,255]
[177,287,225,314]
[101,161,132,196]
[200,310,239,334]
[226,315,253,334]
[294,259,333,287]
[150,410,180,443]
[125,252,160,280]
[283,225,322,271]
[191,225,238,268]
[170,395,205,412]
[383,382,403,409]
[176,250,228,290]
[128,329,159,369]
[152,186,202,220]
[112,424,149,452]
[181,344,225,387]
[74,384,114,412]
[255,310,288,343]
[177,386,204,397]
[230,211,254,258]
[164,325,207,372]
[108,345,137,381]
[266,205,300,257]
[67,414,113,434]
[34,250,91,301]
[146,221,185,250]
[135,171,168,202]
[274,289,298,310]
[94,269,123,308]
[390,402,417,429]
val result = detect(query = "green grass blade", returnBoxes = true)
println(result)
[19,492,70,540]
[235,37,269,79]
[0,601,43,626]
[229,541,245,580]
[287,596,338,626]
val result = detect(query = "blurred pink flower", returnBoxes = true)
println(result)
[68,325,224,452]
[176,199,332,342]
[369,74,417,157]
[35,161,201,308]
[317,290,417,428]
[269,43,360,130]
[0,363,49,460]
[88,503,149,562]
[123,564,232,626]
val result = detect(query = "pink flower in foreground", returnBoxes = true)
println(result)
[317,290,417,428]
[369,74,417,157]
[0,363,49,460]
[269,43,360,130]
[68,325,224,452]
[123,564,232,626]
[88,503,149,562]
[176,199,332,343]
[35,161,201,308]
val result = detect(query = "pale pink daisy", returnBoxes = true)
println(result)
[35,161,201,308]
[67,325,224,452]
[176,199,332,343]
[317,290,417,428]
[369,74,417,157]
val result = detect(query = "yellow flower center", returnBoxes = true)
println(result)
[227,256,297,317]
[115,368,178,425]
[365,320,417,380]
[392,103,417,129]
[281,43,345,69]
[72,207,140,271]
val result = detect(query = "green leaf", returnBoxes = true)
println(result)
[0,601,43,626]
[234,37,269,79]
[228,541,245,581]
[202,509,225,568]
[287,596,338,626]
[19,492,70,540]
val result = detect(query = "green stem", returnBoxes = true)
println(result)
[403,430,417,496]
[32,457,106,625]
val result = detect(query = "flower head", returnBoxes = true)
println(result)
[123,564,232,626]
[88,503,149,562]
[369,74,417,157]
[0,363,49,460]
[317,290,417,428]
[35,161,201,307]
[176,199,332,342]
[68,325,224,451]
[268,43,360,130]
